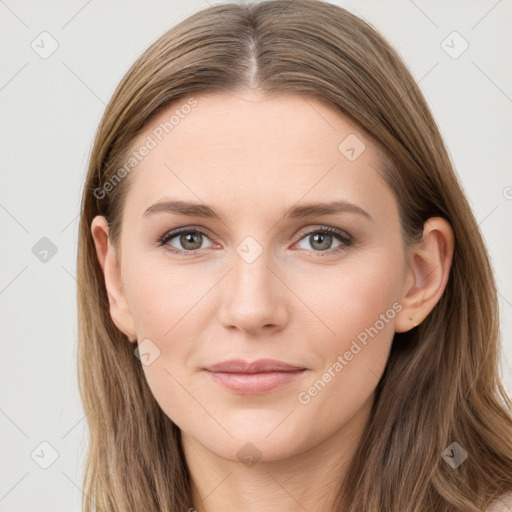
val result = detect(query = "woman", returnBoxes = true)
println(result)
[77,1,512,510]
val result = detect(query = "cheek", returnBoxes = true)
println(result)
[124,255,213,339]
[294,249,402,391]
[294,247,404,344]
[291,259,400,435]
[122,259,218,421]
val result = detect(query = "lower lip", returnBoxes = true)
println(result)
[206,370,306,394]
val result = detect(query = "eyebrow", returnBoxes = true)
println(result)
[143,199,373,222]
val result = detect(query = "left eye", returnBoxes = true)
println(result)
[295,227,352,254]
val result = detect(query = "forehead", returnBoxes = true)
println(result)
[123,91,395,220]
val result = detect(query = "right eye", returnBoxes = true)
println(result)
[158,228,216,254]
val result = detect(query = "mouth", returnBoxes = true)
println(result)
[202,359,307,394]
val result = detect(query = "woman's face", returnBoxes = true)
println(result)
[102,91,414,462]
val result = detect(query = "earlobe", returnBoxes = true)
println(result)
[90,215,137,343]
[395,217,454,333]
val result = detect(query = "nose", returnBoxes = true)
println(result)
[217,246,289,336]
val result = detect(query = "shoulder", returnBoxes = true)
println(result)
[487,492,512,512]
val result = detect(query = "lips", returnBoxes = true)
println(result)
[203,359,307,394]
[204,358,306,373]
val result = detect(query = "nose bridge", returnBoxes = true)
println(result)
[233,240,273,296]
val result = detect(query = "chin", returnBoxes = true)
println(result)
[182,410,315,464]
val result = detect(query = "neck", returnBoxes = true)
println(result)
[182,395,373,512]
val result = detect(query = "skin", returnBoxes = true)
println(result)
[91,90,454,512]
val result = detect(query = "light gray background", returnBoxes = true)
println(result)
[1,1,511,510]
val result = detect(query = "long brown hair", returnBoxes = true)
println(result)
[76,1,512,510]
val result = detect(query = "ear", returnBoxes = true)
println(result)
[90,215,137,343]
[395,217,454,333]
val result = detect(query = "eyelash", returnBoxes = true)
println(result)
[156,225,353,257]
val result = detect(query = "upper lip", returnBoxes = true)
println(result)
[204,359,306,373]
